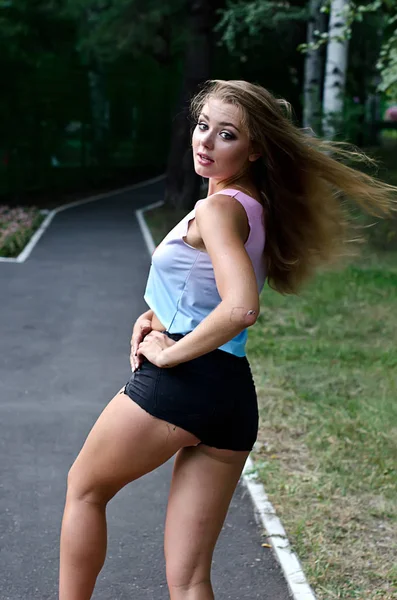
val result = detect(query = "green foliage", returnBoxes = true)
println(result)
[298,0,388,52]
[298,1,397,100]
[216,0,307,56]
[60,0,186,64]
[0,0,183,199]
[0,1,85,174]
[216,0,397,102]
[377,15,397,97]
[0,207,45,258]
[339,97,366,141]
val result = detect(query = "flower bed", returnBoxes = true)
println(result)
[0,206,46,258]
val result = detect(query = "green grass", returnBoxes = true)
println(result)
[248,256,397,599]
[145,205,186,246]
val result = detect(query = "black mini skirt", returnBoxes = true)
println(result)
[123,332,258,451]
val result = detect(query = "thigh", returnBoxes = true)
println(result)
[68,387,200,503]
[164,445,249,575]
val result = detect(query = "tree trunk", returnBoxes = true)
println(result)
[165,0,213,210]
[85,8,110,167]
[303,0,325,133]
[322,0,350,138]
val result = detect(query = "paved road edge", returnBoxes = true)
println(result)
[242,456,317,600]
[0,174,166,264]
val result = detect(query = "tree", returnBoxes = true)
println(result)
[61,0,185,65]
[303,0,326,132]
[165,0,214,210]
[301,1,397,137]
[216,0,321,128]
[216,0,397,138]
[377,11,397,98]
[322,0,351,138]
[0,0,83,196]
[60,0,187,166]
[61,0,216,208]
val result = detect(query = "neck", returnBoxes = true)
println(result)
[207,176,256,198]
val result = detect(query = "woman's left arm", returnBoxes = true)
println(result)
[141,194,260,367]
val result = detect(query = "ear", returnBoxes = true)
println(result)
[248,152,261,162]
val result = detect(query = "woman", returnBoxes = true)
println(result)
[59,80,396,600]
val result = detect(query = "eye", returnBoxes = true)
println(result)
[220,131,235,140]
[196,122,235,140]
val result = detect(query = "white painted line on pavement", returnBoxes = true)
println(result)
[0,207,59,263]
[137,195,317,600]
[0,174,166,264]
[135,201,164,255]
[243,456,317,600]
[16,210,57,263]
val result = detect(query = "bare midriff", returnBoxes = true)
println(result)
[150,311,167,333]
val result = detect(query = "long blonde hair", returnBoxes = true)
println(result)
[190,80,397,294]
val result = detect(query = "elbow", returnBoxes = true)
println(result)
[227,304,260,329]
[243,308,259,328]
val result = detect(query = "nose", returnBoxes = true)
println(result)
[201,129,215,150]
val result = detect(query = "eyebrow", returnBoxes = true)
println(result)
[200,113,240,133]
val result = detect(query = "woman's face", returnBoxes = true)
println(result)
[192,98,256,181]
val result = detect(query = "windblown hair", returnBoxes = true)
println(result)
[190,79,397,294]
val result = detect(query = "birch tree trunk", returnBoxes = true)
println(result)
[303,0,325,133]
[322,0,350,138]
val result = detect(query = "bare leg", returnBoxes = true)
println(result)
[164,445,249,600]
[59,388,199,600]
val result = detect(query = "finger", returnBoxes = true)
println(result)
[134,327,152,349]
[137,340,149,351]
[132,333,143,355]
[145,330,163,340]
[151,330,165,338]
[131,352,142,371]
[132,321,151,345]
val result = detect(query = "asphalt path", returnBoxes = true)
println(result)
[0,180,291,599]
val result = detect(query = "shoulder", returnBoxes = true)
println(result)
[195,193,249,243]
[197,192,237,208]
[196,193,247,223]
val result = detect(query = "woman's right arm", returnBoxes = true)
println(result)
[136,308,154,323]
[130,309,154,371]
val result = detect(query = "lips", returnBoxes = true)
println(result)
[197,153,214,164]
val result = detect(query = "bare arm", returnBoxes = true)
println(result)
[140,308,154,322]
[156,194,259,367]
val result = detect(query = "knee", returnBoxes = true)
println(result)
[66,463,93,503]
[66,461,113,506]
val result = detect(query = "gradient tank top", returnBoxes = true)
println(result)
[144,189,267,356]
